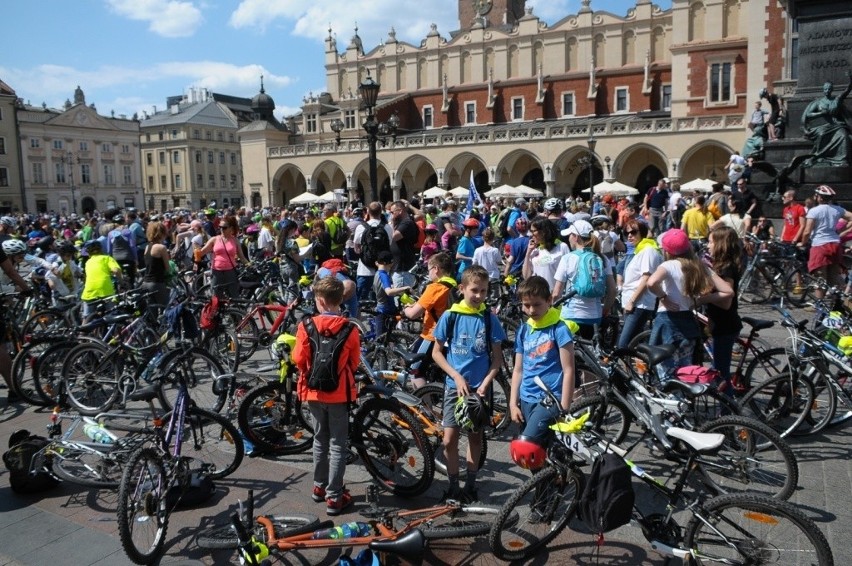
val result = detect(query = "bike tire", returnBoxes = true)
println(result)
[414,504,510,540]
[11,341,54,407]
[570,394,632,444]
[743,347,790,390]
[195,514,321,549]
[488,465,583,562]
[791,362,837,436]
[353,396,435,497]
[51,444,127,489]
[223,308,259,363]
[738,371,814,438]
[22,308,66,336]
[62,342,122,416]
[236,380,314,455]
[782,269,822,308]
[117,447,169,565]
[157,347,228,413]
[161,406,244,479]
[740,263,782,305]
[678,386,741,430]
[203,326,242,373]
[32,340,81,406]
[683,492,834,566]
[695,415,799,501]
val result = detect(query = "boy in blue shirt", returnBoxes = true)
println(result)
[509,275,576,444]
[432,265,506,502]
[373,251,410,337]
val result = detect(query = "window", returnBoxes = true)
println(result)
[562,92,575,116]
[102,143,112,153]
[146,153,153,166]
[193,129,201,140]
[344,109,356,129]
[79,141,88,151]
[661,84,672,110]
[789,19,799,80]
[81,164,91,184]
[172,150,180,164]
[104,164,114,184]
[148,176,154,190]
[32,162,44,184]
[709,62,733,103]
[230,174,236,188]
[53,140,63,150]
[216,131,223,141]
[55,162,66,183]
[159,151,165,165]
[511,97,524,121]
[228,133,235,143]
[170,129,178,139]
[306,114,317,133]
[423,106,433,128]
[146,133,151,142]
[30,138,40,149]
[121,144,130,154]
[197,174,203,188]
[465,102,476,125]
[219,152,225,165]
[0,168,8,187]
[205,130,212,140]
[124,197,135,208]
[208,151,214,164]
[174,174,182,189]
[230,153,237,166]
[195,151,202,163]
[36,200,47,213]
[123,165,132,184]
[160,175,167,189]
[158,132,164,141]
[209,174,215,187]
[220,174,226,188]
[0,137,4,154]
[615,87,629,112]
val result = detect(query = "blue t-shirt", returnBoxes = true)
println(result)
[506,210,528,239]
[456,236,478,279]
[373,270,396,314]
[508,236,530,275]
[433,309,507,390]
[514,316,574,402]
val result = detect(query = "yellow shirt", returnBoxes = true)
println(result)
[681,207,714,240]
[81,254,121,301]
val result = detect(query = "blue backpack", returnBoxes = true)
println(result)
[572,249,607,298]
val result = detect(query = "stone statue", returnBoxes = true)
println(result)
[801,71,852,167]
[742,122,766,160]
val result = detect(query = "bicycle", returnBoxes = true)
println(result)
[195,485,513,564]
[488,376,833,565]
[116,364,245,564]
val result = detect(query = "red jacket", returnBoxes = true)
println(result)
[293,313,360,404]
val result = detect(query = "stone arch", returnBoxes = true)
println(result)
[593,34,606,67]
[552,146,603,197]
[723,0,741,38]
[508,44,519,78]
[533,41,544,74]
[443,152,487,189]
[377,64,387,91]
[461,51,472,84]
[613,143,670,195]
[396,155,438,196]
[689,2,706,42]
[494,149,545,189]
[566,36,578,71]
[418,58,428,89]
[397,61,407,91]
[272,164,308,206]
[351,157,392,204]
[81,196,96,214]
[678,141,736,183]
[623,30,636,66]
[439,55,449,85]
[338,70,349,98]
[651,26,666,63]
[311,160,347,195]
[484,47,495,79]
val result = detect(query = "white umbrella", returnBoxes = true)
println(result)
[289,191,321,204]
[515,184,544,198]
[583,181,639,196]
[316,191,346,203]
[484,184,524,198]
[422,186,449,198]
[679,178,718,193]
[449,186,470,198]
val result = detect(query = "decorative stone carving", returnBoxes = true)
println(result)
[801,73,852,167]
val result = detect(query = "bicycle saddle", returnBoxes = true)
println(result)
[393,347,428,365]
[369,528,426,564]
[742,317,774,331]
[127,384,160,403]
[666,427,724,454]
[634,343,677,367]
[661,379,706,397]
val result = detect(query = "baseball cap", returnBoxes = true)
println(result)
[562,219,593,239]
[662,177,671,184]
[660,228,691,256]
[514,198,528,206]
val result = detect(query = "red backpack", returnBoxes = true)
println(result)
[199,295,221,330]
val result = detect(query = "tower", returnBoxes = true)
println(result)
[458,0,526,30]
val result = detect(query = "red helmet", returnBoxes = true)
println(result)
[514,217,529,231]
[462,218,480,229]
[509,436,547,470]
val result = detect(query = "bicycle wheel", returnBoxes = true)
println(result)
[570,394,632,444]
[32,340,79,406]
[117,447,170,565]
[783,269,822,308]
[740,263,782,305]
[22,308,66,336]
[488,465,583,562]
[163,406,244,479]
[352,397,435,497]
[743,347,791,390]
[795,363,838,435]
[195,514,321,549]
[237,380,314,455]
[684,493,834,566]
[408,504,510,540]
[695,415,798,501]
[62,342,122,416]
[677,387,741,430]
[157,347,228,413]
[489,366,511,438]
[739,372,814,438]
[204,326,241,373]
[11,341,54,406]
[223,308,259,363]
[51,444,126,489]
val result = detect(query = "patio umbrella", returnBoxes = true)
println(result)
[289,191,321,204]
[484,184,523,198]
[422,186,449,198]
[583,181,639,196]
[316,191,347,203]
[514,184,544,198]
[679,178,719,193]
[449,186,470,198]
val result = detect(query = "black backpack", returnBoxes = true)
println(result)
[497,208,514,239]
[3,432,60,494]
[360,222,390,269]
[330,217,350,247]
[578,453,635,534]
[303,317,355,392]
[110,228,135,262]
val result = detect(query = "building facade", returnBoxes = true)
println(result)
[241,0,796,206]
[17,86,142,214]
[0,80,24,213]
[139,89,252,212]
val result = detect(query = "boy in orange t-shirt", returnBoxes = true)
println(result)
[402,252,457,388]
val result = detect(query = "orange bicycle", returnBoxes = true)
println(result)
[195,486,513,565]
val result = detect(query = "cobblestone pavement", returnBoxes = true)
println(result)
[0,303,850,565]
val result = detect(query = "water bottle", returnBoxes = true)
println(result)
[82,422,115,444]
[311,526,345,540]
[311,522,372,540]
[141,351,165,382]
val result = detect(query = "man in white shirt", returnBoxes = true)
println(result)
[800,185,852,298]
[727,152,747,191]
[353,202,394,302]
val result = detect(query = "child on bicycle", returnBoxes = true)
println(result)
[293,276,361,516]
[432,265,506,502]
[373,251,410,337]
[402,252,457,387]
[509,275,576,445]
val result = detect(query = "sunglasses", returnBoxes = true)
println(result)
[626,230,638,236]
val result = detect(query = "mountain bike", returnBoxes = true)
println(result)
[488,377,833,565]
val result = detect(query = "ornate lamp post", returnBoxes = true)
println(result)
[586,136,597,203]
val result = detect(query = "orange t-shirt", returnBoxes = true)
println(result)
[418,281,453,342]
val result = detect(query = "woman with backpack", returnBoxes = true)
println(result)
[551,220,616,340]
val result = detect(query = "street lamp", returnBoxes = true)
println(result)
[586,136,597,203]
[64,152,78,215]
[358,75,399,203]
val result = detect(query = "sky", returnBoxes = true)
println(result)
[2,0,672,122]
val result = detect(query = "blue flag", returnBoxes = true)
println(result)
[465,170,478,215]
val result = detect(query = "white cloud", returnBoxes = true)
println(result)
[105,0,204,38]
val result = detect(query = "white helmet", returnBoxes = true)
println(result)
[2,239,27,256]
[543,198,562,212]
[814,185,836,197]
